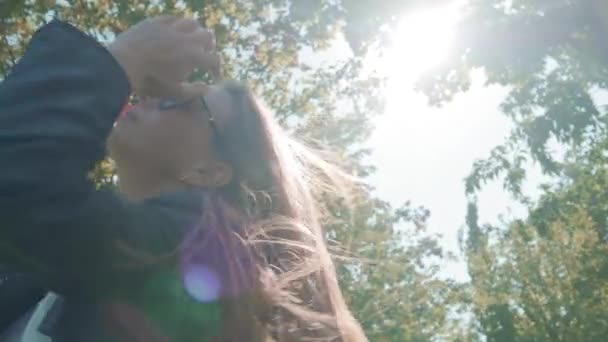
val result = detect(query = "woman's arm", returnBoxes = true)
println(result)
[0,21,202,297]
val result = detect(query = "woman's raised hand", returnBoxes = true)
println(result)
[108,16,220,98]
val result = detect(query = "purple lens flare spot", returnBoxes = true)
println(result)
[183,264,221,302]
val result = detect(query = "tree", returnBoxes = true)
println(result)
[464,161,608,341]
[1,0,462,339]
[418,0,608,197]
[417,1,608,340]
[332,198,465,341]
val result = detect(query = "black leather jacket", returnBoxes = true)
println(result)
[0,21,207,341]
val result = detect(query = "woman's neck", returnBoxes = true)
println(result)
[117,169,184,201]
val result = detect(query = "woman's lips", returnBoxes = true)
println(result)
[119,103,134,119]
[118,103,137,122]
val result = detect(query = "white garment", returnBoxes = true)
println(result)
[19,293,57,342]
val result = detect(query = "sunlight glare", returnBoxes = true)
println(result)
[372,4,460,87]
[367,2,463,143]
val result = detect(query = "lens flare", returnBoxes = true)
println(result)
[183,264,221,302]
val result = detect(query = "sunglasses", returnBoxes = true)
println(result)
[158,96,217,132]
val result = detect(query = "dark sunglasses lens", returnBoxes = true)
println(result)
[159,99,192,110]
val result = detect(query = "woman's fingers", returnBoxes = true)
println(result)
[185,50,221,78]
[180,27,215,50]
[138,75,183,98]
[201,52,222,80]
[157,82,209,100]
[121,16,221,96]
[179,81,211,98]
[168,19,219,79]
[171,17,213,49]
[165,48,221,81]
[140,75,210,100]
[174,17,200,33]
[174,27,219,78]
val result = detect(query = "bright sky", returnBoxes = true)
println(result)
[368,69,515,280]
[364,2,608,281]
[300,1,540,281]
[366,1,569,281]
[366,3,525,280]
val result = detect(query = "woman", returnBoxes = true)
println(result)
[0,15,367,342]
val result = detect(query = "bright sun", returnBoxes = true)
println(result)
[369,3,461,90]
[366,1,464,167]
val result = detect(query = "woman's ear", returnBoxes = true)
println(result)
[179,161,233,188]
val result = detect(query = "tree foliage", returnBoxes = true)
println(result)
[419,1,608,340]
[465,162,608,341]
[419,0,608,196]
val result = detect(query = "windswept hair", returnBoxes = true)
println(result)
[202,81,366,341]
[111,81,367,342]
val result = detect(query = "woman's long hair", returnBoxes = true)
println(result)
[109,81,367,341]
[198,81,366,341]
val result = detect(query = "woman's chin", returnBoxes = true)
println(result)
[107,129,134,158]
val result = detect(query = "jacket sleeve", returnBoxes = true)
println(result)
[0,21,202,297]
[0,267,46,333]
